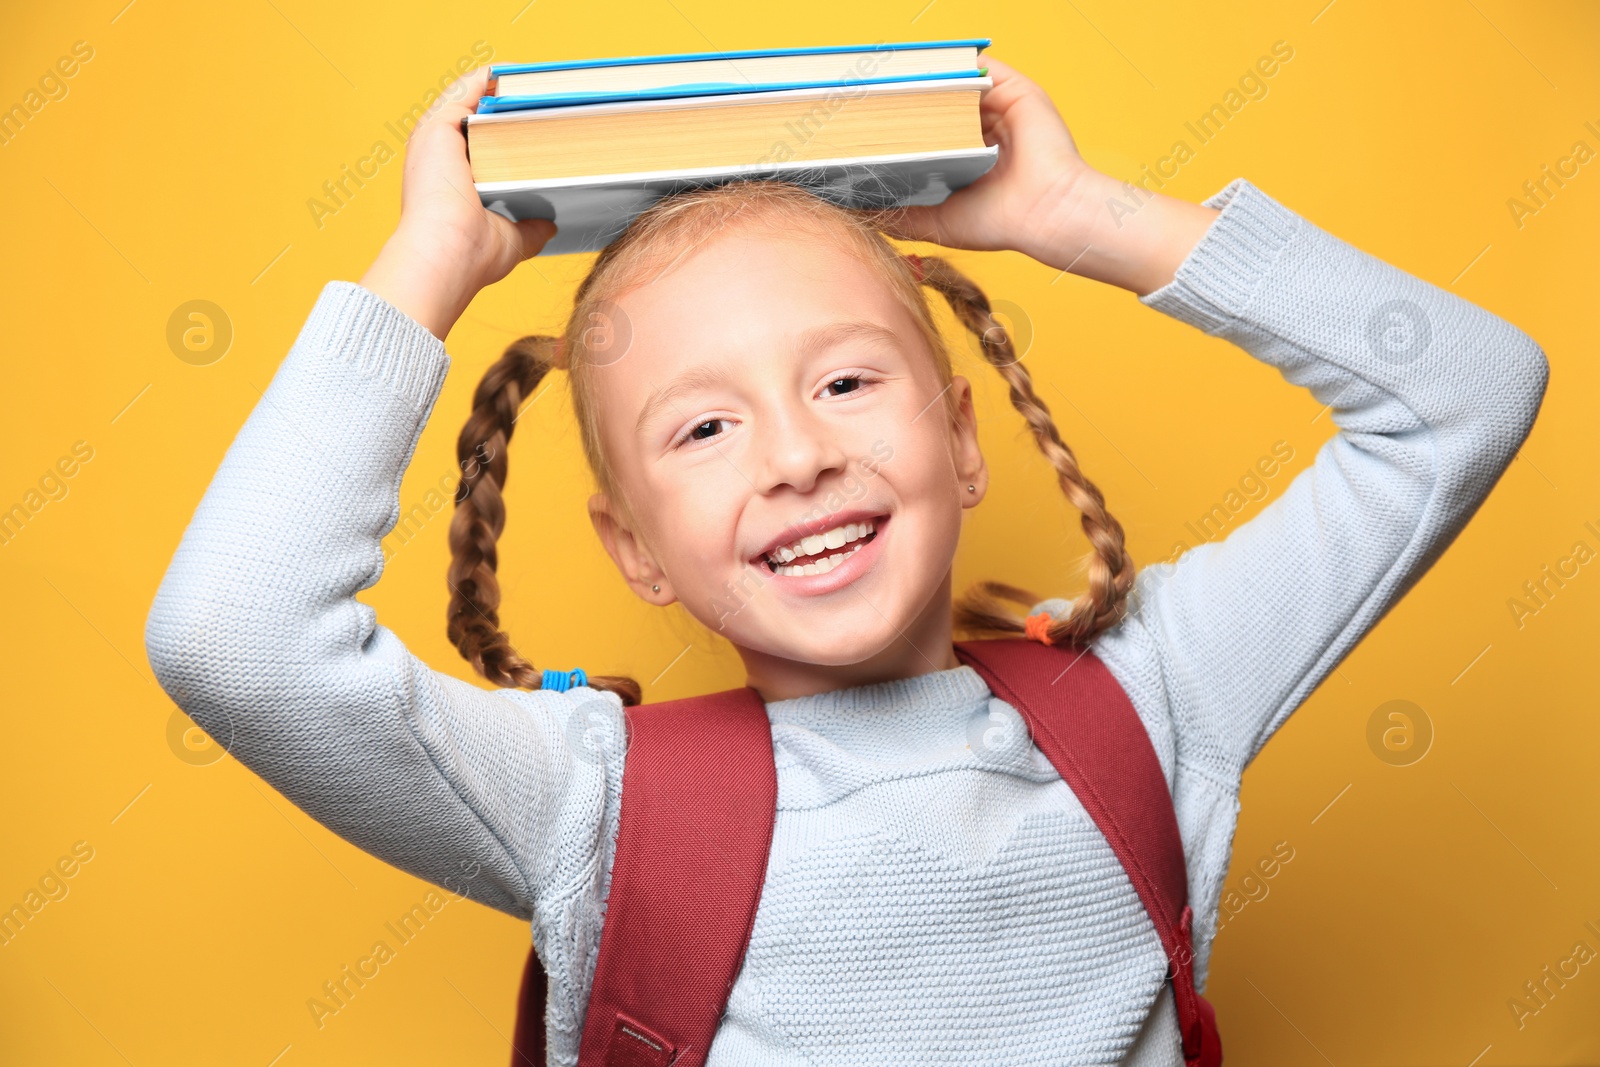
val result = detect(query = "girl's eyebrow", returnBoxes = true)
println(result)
[796,319,905,362]
[634,320,904,436]
[635,362,734,435]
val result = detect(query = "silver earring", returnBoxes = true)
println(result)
[652,584,660,593]
[967,484,976,493]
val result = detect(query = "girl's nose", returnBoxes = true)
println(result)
[751,405,850,496]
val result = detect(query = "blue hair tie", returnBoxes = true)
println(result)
[541,668,587,693]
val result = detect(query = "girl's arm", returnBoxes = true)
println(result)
[893,55,1549,781]
[144,278,623,920]
[1085,172,1547,776]
[144,69,616,955]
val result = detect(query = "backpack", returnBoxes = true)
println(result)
[510,637,1223,1067]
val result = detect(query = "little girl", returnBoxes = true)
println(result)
[147,56,1547,1065]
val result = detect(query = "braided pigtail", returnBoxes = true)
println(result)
[913,254,1137,644]
[447,335,643,707]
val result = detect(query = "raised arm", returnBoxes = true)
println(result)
[144,278,625,920]
[872,55,1550,777]
[143,66,620,930]
[1086,174,1548,777]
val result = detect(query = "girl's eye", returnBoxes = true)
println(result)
[673,416,736,449]
[820,374,872,398]
[680,418,727,446]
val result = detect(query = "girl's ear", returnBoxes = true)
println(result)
[589,492,675,604]
[948,375,988,507]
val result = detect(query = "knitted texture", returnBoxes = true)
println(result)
[145,178,1547,1066]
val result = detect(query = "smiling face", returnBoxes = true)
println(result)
[581,213,988,699]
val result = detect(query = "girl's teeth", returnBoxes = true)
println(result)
[773,541,864,578]
[766,520,875,567]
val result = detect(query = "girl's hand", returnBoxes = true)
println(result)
[871,54,1099,268]
[873,53,1220,296]
[360,66,557,341]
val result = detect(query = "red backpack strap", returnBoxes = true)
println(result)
[511,685,778,1067]
[954,638,1223,1067]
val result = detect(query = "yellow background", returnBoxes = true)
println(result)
[2,1,1597,1063]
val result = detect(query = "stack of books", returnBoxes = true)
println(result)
[462,38,996,255]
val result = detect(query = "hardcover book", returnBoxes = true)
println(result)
[464,39,997,256]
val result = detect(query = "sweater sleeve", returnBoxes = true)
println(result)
[1079,178,1549,780]
[143,280,628,969]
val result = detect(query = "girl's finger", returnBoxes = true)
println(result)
[974,56,1027,135]
[869,204,945,246]
[510,217,558,261]
[418,65,492,132]
[978,52,1016,79]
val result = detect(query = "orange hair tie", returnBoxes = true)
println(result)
[1024,611,1056,646]
[905,253,924,283]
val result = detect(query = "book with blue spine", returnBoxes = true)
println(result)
[464,39,997,255]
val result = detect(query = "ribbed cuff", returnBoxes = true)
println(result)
[293,280,451,410]
[1138,178,1302,335]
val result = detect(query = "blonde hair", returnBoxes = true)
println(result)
[447,180,1134,706]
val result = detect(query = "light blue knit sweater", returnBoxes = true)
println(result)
[145,178,1547,1065]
